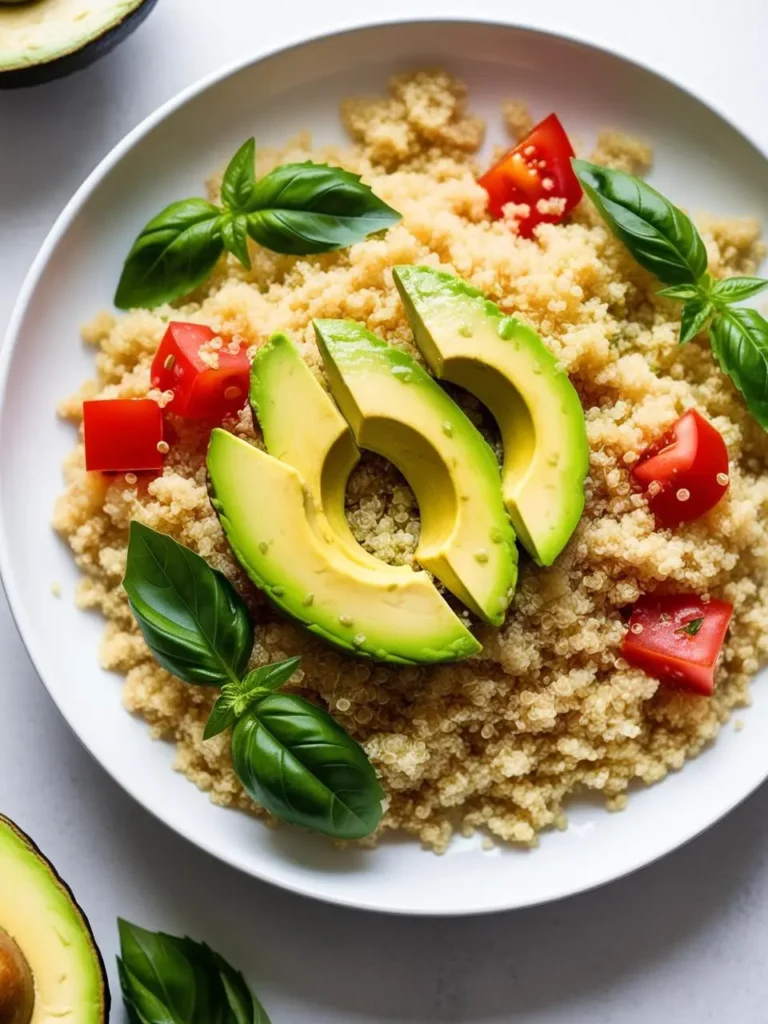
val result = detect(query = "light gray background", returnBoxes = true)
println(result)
[2,0,768,1020]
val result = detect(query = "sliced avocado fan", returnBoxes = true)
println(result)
[314,319,518,626]
[0,815,109,1024]
[393,265,589,566]
[207,429,480,664]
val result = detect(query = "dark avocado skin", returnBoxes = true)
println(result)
[0,0,159,89]
[0,815,111,1021]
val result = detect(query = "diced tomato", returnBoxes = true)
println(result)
[632,410,729,527]
[622,593,733,695]
[478,113,582,237]
[151,322,250,420]
[83,399,165,473]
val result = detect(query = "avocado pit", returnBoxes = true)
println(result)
[0,930,34,1024]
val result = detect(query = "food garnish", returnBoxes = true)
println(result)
[622,594,733,695]
[114,138,401,310]
[118,919,271,1024]
[82,398,164,473]
[151,321,250,419]
[123,523,384,837]
[632,409,730,526]
[479,113,582,236]
[573,159,768,426]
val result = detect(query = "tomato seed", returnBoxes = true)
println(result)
[156,441,169,454]
[630,623,644,634]
[676,488,691,501]
[717,472,729,486]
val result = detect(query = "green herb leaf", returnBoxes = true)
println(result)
[115,199,223,310]
[231,694,384,839]
[221,138,257,213]
[117,920,198,1024]
[203,684,241,740]
[572,159,708,286]
[711,276,768,304]
[214,950,272,1024]
[220,215,252,270]
[117,921,271,1024]
[710,307,768,428]
[657,284,701,301]
[247,163,402,255]
[679,296,713,344]
[678,617,705,637]
[204,657,303,740]
[124,522,253,687]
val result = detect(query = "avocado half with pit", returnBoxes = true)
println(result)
[0,815,109,1024]
[0,0,159,89]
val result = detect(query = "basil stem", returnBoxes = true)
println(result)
[204,657,302,740]
[123,522,253,687]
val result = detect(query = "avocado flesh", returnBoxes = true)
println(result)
[208,429,480,664]
[0,816,108,1024]
[394,266,589,567]
[0,0,149,73]
[250,333,411,576]
[314,320,518,626]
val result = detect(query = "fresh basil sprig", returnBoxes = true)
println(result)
[124,522,253,687]
[124,522,383,838]
[118,919,272,1024]
[573,158,768,426]
[115,138,401,310]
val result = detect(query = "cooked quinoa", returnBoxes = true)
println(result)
[54,71,768,851]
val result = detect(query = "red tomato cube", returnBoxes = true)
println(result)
[478,113,582,237]
[83,399,165,473]
[632,410,729,527]
[151,322,250,420]
[622,593,733,696]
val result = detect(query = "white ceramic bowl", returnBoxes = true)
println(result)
[2,19,768,916]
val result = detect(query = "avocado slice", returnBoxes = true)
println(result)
[393,266,589,566]
[250,333,396,572]
[0,0,158,89]
[208,429,480,664]
[0,815,109,1024]
[314,320,518,626]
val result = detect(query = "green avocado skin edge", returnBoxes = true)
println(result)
[0,0,159,90]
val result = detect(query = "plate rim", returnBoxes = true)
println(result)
[2,14,768,917]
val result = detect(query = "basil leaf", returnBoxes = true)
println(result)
[204,684,241,740]
[117,960,155,1024]
[657,284,700,301]
[231,694,384,839]
[220,215,252,270]
[115,199,223,310]
[572,159,708,286]
[679,296,713,344]
[117,920,197,1024]
[124,522,253,687]
[710,307,768,427]
[221,138,257,213]
[678,617,705,637]
[711,276,768,303]
[204,657,303,740]
[213,950,272,1024]
[247,163,402,255]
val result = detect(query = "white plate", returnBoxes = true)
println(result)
[2,18,768,916]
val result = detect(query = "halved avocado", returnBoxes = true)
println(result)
[0,815,109,1024]
[0,0,158,89]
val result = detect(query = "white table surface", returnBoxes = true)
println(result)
[3,0,768,1020]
